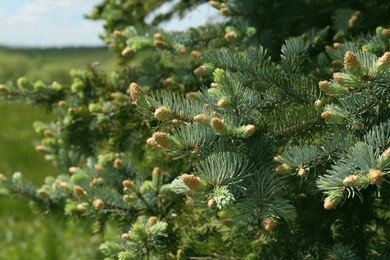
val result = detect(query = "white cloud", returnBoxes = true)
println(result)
[0,1,221,47]
[5,0,93,25]
[0,0,104,47]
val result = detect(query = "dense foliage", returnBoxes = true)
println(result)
[1,0,390,258]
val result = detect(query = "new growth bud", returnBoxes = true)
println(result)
[297,168,307,177]
[321,111,332,121]
[383,148,390,159]
[220,7,229,16]
[154,106,172,121]
[114,159,122,169]
[93,199,104,209]
[351,122,362,131]
[323,197,338,210]
[122,180,134,190]
[121,47,132,56]
[148,216,158,225]
[178,47,187,54]
[194,114,209,124]
[208,1,220,8]
[333,42,341,48]
[37,188,47,198]
[314,99,323,107]
[113,30,124,37]
[211,118,225,133]
[262,218,278,232]
[152,167,160,176]
[60,182,68,189]
[342,175,359,186]
[77,203,87,212]
[128,82,143,104]
[377,52,390,67]
[152,167,162,190]
[186,92,198,100]
[217,99,228,108]
[123,194,132,202]
[273,155,281,162]
[73,185,85,198]
[191,51,202,61]
[153,33,164,48]
[152,132,171,148]
[333,73,342,83]
[192,144,200,154]
[344,51,359,70]
[224,32,237,41]
[154,33,163,41]
[121,233,130,240]
[313,36,322,45]
[146,137,158,148]
[94,164,102,172]
[0,84,8,94]
[208,198,216,208]
[382,29,390,38]
[181,174,202,190]
[318,81,330,93]
[68,167,79,174]
[348,11,361,27]
[194,65,206,76]
[58,100,67,107]
[35,145,46,152]
[275,163,290,175]
[243,125,256,138]
[368,169,384,185]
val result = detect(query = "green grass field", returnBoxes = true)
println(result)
[0,47,116,259]
[0,46,116,83]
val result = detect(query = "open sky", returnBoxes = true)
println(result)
[0,0,219,48]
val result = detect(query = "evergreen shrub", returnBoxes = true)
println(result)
[1,0,390,258]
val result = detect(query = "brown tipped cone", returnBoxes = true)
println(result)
[208,198,216,208]
[181,174,201,190]
[128,82,143,103]
[344,51,359,69]
[321,111,332,121]
[342,175,359,186]
[217,99,228,108]
[323,197,338,210]
[378,52,390,66]
[68,167,79,174]
[383,147,390,158]
[318,81,330,93]
[153,132,171,148]
[194,65,206,76]
[298,168,307,177]
[93,199,104,209]
[154,106,172,121]
[211,118,225,133]
[194,114,208,124]
[190,51,202,61]
[243,125,256,138]
[368,169,384,185]
[262,218,278,232]
[146,137,158,148]
[73,185,85,198]
[148,216,158,225]
[122,180,134,190]
[275,163,290,175]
